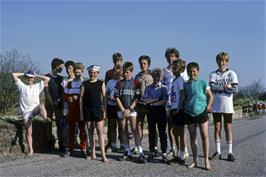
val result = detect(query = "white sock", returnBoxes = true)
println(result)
[227,141,233,154]
[138,146,143,155]
[179,151,185,160]
[216,140,221,154]
[185,147,189,155]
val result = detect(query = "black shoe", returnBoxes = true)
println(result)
[162,155,169,164]
[81,150,87,159]
[154,149,160,157]
[177,157,186,164]
[147,153,155,162]
[137,154,146,164]
[227,153,235,162]
[210,152,221,160]
[118,154,132,161]
[61,150,71,158]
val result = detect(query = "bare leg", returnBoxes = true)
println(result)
[96,120,108,162]
[187,124,198,169]
[199,121,212,170]
[87,121,96,159]
[24,118,33,156]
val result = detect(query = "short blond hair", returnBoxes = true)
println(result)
[172,58,186,73]
[216,52,229,63]
[75,62,84,71]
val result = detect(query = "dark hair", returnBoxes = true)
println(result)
[151,68,162,79]
[123,61,134,72]
[165,48,180,60]
[216,52,229,63]
[51,58,64,70]
[187,62,199,71]
[172,59,186,72]
[65,60,75,68]
[112,53,123,64]
[138,55,151,66]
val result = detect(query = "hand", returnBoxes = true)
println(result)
[123,109,130,118]
[45,117,52,123]
[206,106,212,113]
[80,114,84,121]
[72,95,78,101]
[224,84,232,89]
[68,96,73,103]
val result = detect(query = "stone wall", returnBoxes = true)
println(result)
[0,117,55,155]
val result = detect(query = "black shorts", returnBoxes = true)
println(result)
[172,109,185,126]
[107,105,118,120]
[213,113,233,123]
[184,110,209,124]
[84,107,104,122]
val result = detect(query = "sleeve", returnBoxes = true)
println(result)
[38,81,45,92]
[142,86,149,100]
[231,71,238,84]
[114,81,121,99]
[177,78,185,91]
[209,72,224,93]
[162,87,169,101]
[15,78,23,91]
[204,79,210,93]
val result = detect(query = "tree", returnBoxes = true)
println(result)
[0,49,39,113]
[237,80,265,101]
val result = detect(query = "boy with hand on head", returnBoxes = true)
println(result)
[12,69,51,156]
[183,62,213,171]
[114,62,145,163]
[209,52,238,162]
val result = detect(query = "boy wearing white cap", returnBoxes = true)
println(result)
[12,70,51,156]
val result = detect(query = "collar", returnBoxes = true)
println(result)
[216,68,229,74]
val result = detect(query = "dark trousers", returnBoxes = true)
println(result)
[147,106,168,153]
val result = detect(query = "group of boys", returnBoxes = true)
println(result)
[13,48,238,170]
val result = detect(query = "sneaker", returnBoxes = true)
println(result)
[154,148,160,157]
[184,151,189,159]
[227,153,235,162]
[61,150,71,158]
[167,149,176,158]
[147,153,155,162]
[118,154,132,161]
[137,154,146,164]
[132,147,138,155]
[210,152,221,160]
[177,157,186,164]
[162,155,169,163]
[105,145,112,154]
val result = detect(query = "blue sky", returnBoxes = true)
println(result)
[1,0,265,87]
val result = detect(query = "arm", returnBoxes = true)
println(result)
[209,82,225,93]
[79,85,84,121]
[36,74,50,87]
[12,72,24,82]
[224,83,238,94]
[206,88,213,113]
[102,82,107,118]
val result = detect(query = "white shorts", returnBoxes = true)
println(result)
[21,106,40,123]
[117,111,137,119]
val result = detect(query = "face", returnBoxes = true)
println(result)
[167,53,178,64]
[217,59,228,71]
[66,65,74,77]
[187,67,199,80]
[25,76,35,85]
[74,69,83,79]
[88,70,98,80]
[114,59,122,66]
[139,59,149,72]
[56,64,64,73]
[152,73,163,83]
[123,70,132,80]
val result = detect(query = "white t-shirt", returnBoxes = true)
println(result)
[171,76,185,110]
[209,69,238,113]
[16,79,45,116]
[162,67,188,108]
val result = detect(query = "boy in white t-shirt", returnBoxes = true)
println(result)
[12,70,50,156]
[209,52,238,162]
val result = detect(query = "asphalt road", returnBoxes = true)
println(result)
[0,116,266,177]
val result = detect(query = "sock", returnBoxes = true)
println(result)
[216,140,221,154]
[227,141,233,154]
[138,146,143,155]
[162,153,167,157]
[179,151,185,160]
[185,147,189,155]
